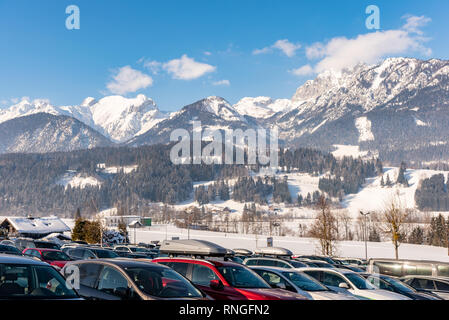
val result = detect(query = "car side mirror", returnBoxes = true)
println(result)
[210,280,224,290]
[339,282,350,289]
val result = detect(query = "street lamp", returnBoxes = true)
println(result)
[360,211,371,260]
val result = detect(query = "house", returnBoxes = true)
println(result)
[0,216,71,239]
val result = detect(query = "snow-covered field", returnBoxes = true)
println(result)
[56,171,102,189]
[130,224,449,262]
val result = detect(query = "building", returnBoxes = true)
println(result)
[102,215,142,228]
[0,216,71,239]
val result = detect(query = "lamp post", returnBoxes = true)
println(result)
[360,211,371,260]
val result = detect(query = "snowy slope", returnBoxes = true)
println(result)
[56,171,102,189]
[233,97,291,119]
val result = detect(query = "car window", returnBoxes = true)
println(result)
[275,261,292,269]
[256,271,291,289]
[191,264,219,286]
[83,249,96,259]
[435,281,449,291]
[97,266,132,298]
[303,271,322,282]
[322,272,347,287]
[167,262,189,277]
[244,259,258,266]
[411,278,435,290]
[69,248,84,259]
[257,259,278,267]
[75,263,103,288]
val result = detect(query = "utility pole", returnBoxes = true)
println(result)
[360,211,370,261]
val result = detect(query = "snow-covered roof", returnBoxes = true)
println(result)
[0,216,71,235]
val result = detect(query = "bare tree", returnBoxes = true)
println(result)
[336,210,351,240]
[309,196,338,256]
[380,197,410,260]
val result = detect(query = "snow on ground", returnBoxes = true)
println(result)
[131,224,449,262]
[342,167,449,217]
[56,171,101,189]
[332,145,369,159]
[102,165,138,174]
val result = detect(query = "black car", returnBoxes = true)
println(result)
[0,245,22,256]
[400,276,449,300]
[61,259,208,300]
[0,255,80,299]
[65,247,120,260]
[361,273,442,300]
[34,241,61,250]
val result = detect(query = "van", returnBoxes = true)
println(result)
[367,259,449,277]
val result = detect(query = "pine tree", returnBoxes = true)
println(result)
[297,194,303,207]
[396,162,409,187]
[381,176,385,187]
[386,174,392,187]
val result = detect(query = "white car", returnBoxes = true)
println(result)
[250,266,359,300]
[301,267,411,300]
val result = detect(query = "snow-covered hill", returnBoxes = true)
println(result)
[0,94,167,143]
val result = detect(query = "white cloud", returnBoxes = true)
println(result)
[143,60,162,75]
[402,15,431,35]
[107,66,153,95]
[204,51,212,56]
[291,65,314,76]
[253,39,301,57]
[163,55,216,80]
[296,15,432,75]
[212,79,230,86]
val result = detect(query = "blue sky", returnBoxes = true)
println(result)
[0,0,448,111]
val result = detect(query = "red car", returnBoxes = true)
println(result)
[22,248,72,270]
[153,257,308,300]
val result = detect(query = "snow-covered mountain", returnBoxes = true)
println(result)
[0,113,112,153]
[128,96,254,146]
[233,97,291,119]
[268,58,449,164]
[0,94,167,143]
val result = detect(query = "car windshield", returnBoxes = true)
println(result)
[217,266,270,289]
[0,264,78,299]
[35,242,59,249]
[41,251,71,261]
[125,267,203,298]
[345,273,376,290]
[383,276,416,294]
[282,271,329,292]
[91,249,119,258]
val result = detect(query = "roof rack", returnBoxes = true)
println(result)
[254,247,293,257]
[159,239,228,257]
[233,248,253,256]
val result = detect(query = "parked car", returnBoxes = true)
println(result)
[243,257,308,269]
[61,259,208,300]
[295,255,339,265]
[0,245,22,256]
[0,255,80,299]
[250,266,359,300]
[152,240,308,300]
[34,241,61,250]
[400,275,449,300]
[334,258,367,266]
[10,238,36,251]
[0,240,16,247]
[361,273,442,300]
[302,268,410,300]
[303,260,336,269]
[22,248,72,270]
[114,245,156,258]
[64,247,120,260]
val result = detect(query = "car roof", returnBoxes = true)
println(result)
[153,257,241,268]
[0,254,49,266]
[401,275,449,281]
[249,266,298,273]
[69,258,167,269]
[28,248,61,252]
[300,267,354,274]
